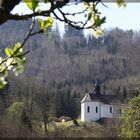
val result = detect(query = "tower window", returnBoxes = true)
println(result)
[110,106,112,113]
[87,106,90,113]
[96,106,98,113]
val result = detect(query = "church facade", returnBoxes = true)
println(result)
[81,81,124,122]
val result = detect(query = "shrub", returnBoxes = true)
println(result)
[48,117,59,122]
[73,119,79,126]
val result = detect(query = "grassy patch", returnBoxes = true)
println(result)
[34,119,120,137]
[49,120,105,137]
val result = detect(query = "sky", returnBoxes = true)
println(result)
[99,3,140,30]
[12,3,140,33]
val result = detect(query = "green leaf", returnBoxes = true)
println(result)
[14,42,21,51]
[94,15,106,27]
[14,42,23,55]
[101,17,106,24]
[116,0,127,7]
[88,12,93,20]
[5,48,13,57]
[24,0,39,10]
[0,77,7,89]
[94,15,102,26]
[21,58,26,65]
[38,17,53,31]
[38,18,44,29]
[44,17,53,29]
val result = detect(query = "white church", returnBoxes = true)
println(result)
[81,81,124,122]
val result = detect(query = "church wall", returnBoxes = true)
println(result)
[81,101,101,122]
[101,104,113,118]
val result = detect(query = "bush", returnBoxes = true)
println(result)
[6,101,24,121]
[48,117,59,122]
[73,119,79,126]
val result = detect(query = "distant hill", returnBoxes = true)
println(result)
[1,20,140,96]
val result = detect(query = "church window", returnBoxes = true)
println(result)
[110,106,112,113]
[87,106,90,113]
[96,106,98,113]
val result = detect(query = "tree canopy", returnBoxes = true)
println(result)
[121,96,140,138]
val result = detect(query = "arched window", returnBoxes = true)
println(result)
[110,106,112,113]
[87,106,90,113]
[96,106,98,113]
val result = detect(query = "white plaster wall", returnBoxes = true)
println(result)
[81,103,85,121]
[81,101,124,122]
[81,102,101,122]
[101,104,113,118]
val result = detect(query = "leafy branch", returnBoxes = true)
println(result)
[0,13,53,88]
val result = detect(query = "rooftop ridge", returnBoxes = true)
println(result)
[81,92,123,104]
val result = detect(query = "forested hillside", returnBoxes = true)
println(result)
[0,20,140,137]
[2,20,140,92]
